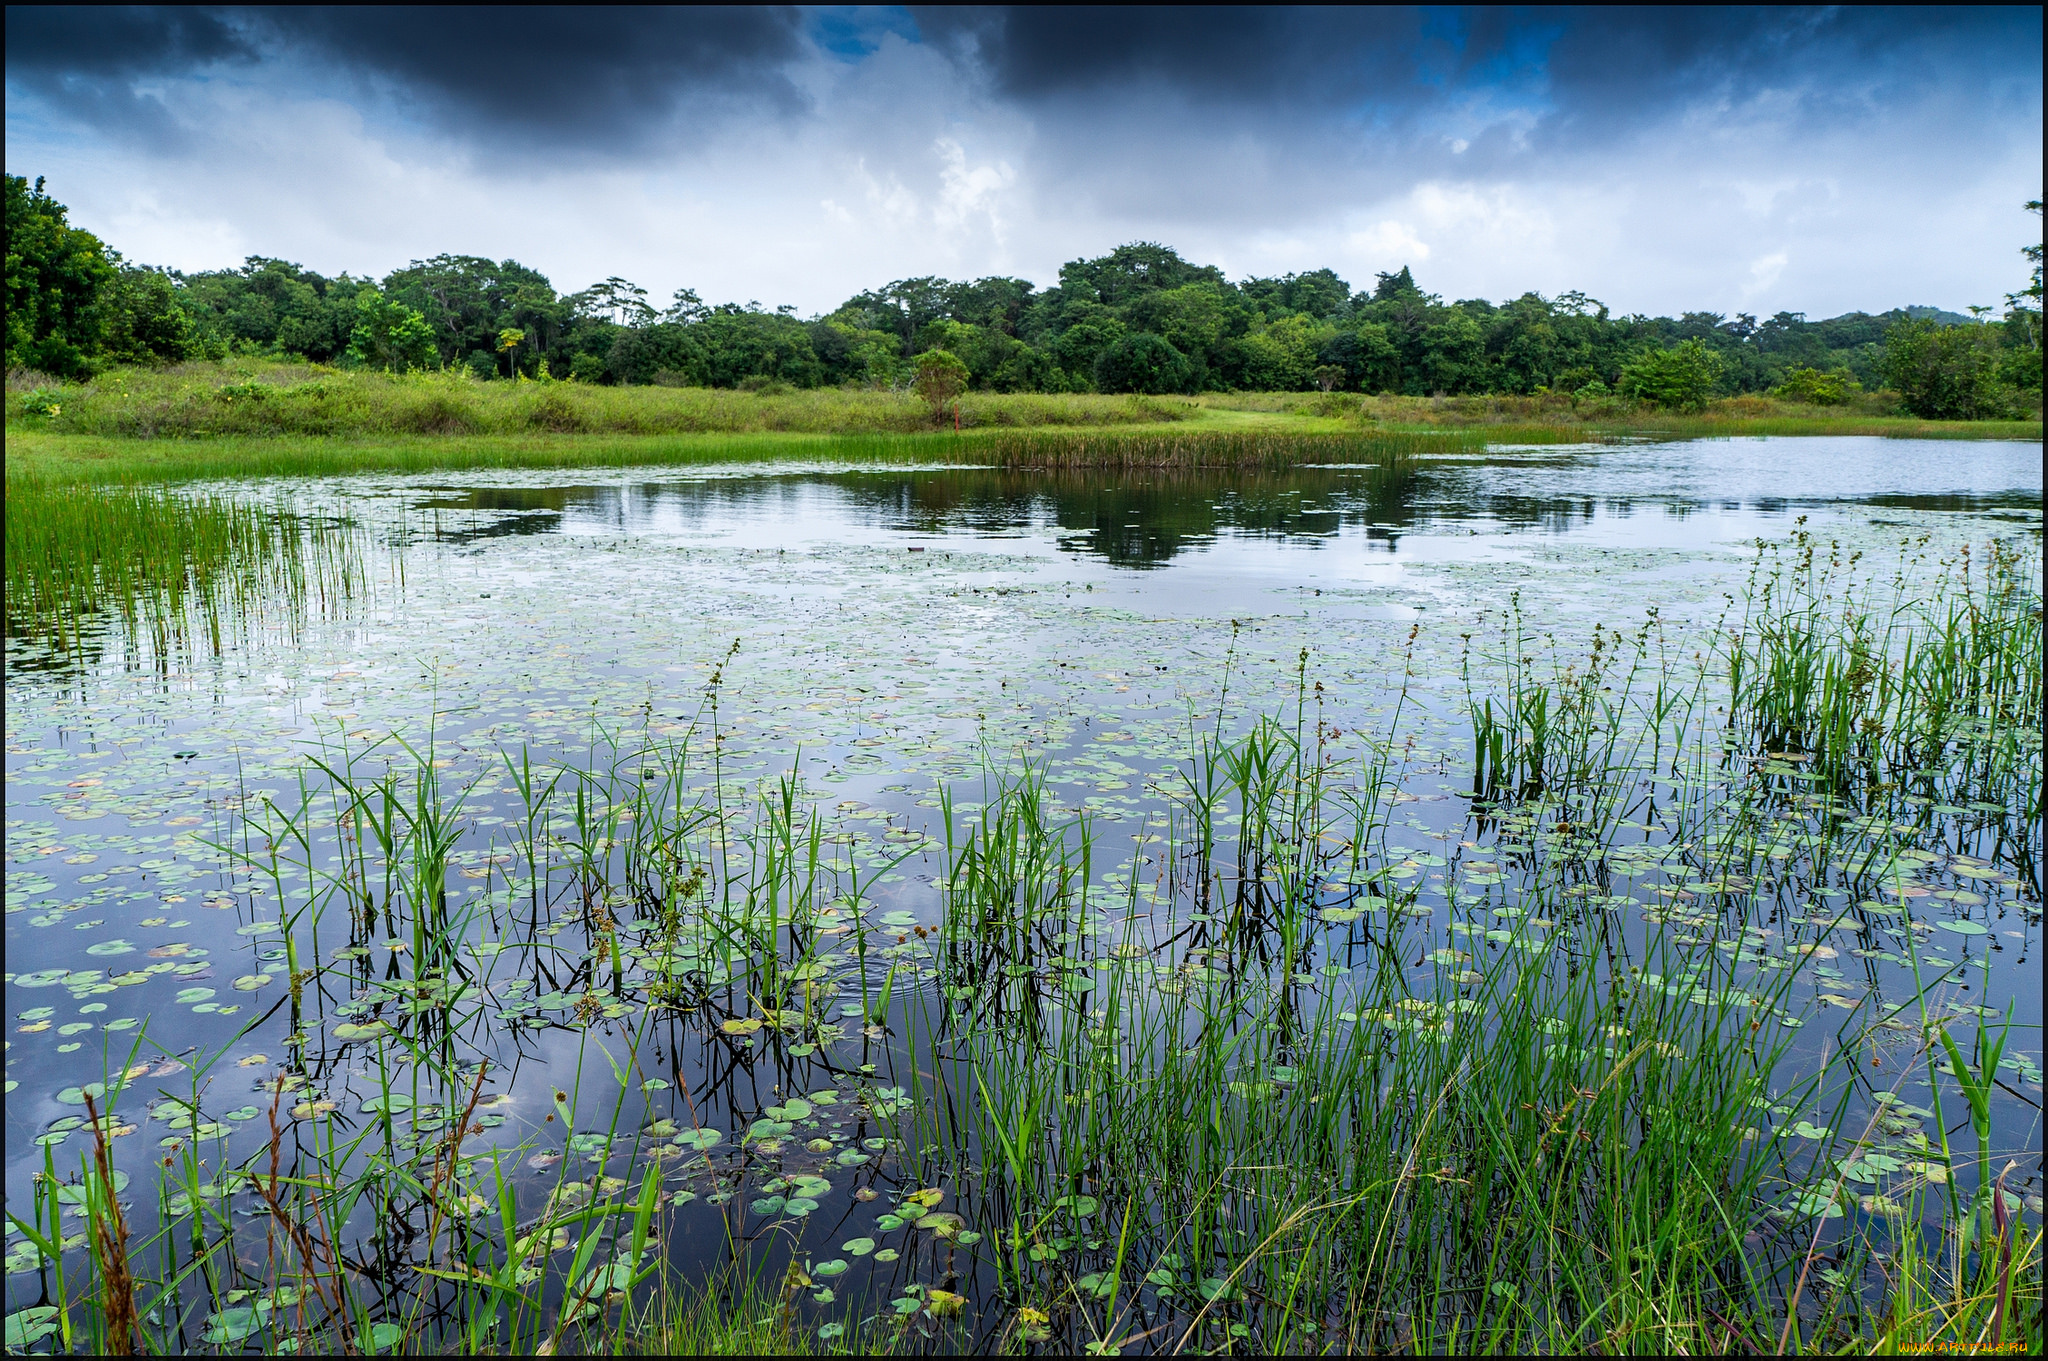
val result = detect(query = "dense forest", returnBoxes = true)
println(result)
[8,174,2041,418]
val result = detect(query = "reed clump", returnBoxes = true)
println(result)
[955,427,1488,468]
[3,478,364,660]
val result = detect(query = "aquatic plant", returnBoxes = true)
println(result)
[3,479,365,663]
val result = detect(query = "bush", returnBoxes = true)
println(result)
[1617,340,1724,412]
[396,390,482,434]
[1880,318,2009,419]
[1768,366,1860,405]
[16,387,65,417]
[523,390,586,432]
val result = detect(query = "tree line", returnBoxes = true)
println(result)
[7,174,2040,419]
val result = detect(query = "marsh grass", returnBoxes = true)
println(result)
[6,530,2039,1355]
[2,479,365,663]
[1205,388,2043,440]
[4,361,1195,441]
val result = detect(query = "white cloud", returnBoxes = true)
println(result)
[932,136,1016,246]
[1745,251,1789,297]
[1346,219,1431,264]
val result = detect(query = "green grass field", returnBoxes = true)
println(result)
[5,359,2037,485]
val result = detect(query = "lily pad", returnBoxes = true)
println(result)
[1937,920,1987,936]
[56,1082,117,1106]
[175,986,216,1005]
[232,973,274,991]
[4,1307,59,1348]
[54,1171,129,1205]
[201,1306,265,1345]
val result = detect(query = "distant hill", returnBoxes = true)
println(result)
[1902,305,1980,327]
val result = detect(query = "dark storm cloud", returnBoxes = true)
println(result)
[10,5,2035,154]
[5,5,811,144]
[910,6,1432,102]
[253,7,811,135]
[918,5,2042,134]
[5,5,257,77]
[5,6,260,136]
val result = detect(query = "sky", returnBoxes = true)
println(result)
[6,5,2041,321]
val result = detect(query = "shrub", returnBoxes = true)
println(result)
[1769,366,1860,405]
[523,390,586,432]
[16,387,65,417]
[396,390,483,434]
[1617,340,1725,412]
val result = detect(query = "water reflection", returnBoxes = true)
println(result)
[408,437,2040,569]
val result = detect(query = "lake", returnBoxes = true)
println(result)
[4,434,2040,1353]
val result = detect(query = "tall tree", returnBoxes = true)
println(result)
[4,174,116,376]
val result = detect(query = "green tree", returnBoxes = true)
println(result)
[382,255,561,369]
[1125,282,1240,385]
[605,322,706,385]
[346,289,438,371]
[1418,310,1486,394]
[4,174,116,376]
[1880,318,2007,418]
[913,348,969,418]
[1095,332,1191,394]
[1317,322,1400,392]
[1058,242,1225,309]
[1617,339,1726,411]
[688,308,823,388]
[102,265,194,364]
[2005,201,2043,345]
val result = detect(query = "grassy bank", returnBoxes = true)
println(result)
[3,425,1531,487]
[5,361,1204,441]
[1205,387,2043,440]
[5,361,2036,486]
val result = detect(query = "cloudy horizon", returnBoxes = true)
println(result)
[6,5,2041,320]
